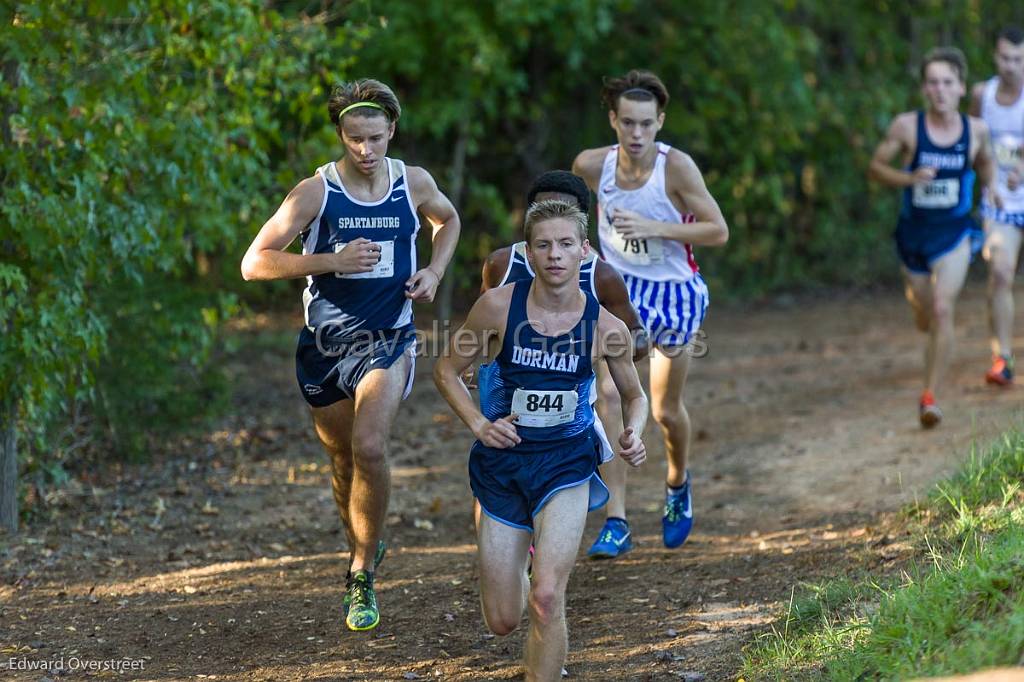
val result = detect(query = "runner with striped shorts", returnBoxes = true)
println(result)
[573,69,729,549]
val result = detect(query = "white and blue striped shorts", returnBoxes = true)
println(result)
[980,204,1024,228]
[623,272,709,347]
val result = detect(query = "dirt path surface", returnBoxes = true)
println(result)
[3,284,1022,681]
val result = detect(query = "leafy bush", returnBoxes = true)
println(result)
[0,1,361,521]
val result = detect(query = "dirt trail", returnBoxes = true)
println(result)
[3,283,1023,681]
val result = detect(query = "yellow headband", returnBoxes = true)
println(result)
[338,101,385,119]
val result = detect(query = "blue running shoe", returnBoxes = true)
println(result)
[662,476,693,549]
[587,518,633,559]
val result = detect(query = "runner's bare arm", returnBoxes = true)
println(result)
[433,289,520,449]
[972,117,1003,208]
[462,247,515,387]
[407,166,462,301]
[968,82,985,118]
[868,113,932,188]
[480,246,513,293]
[593,260,649,361]
[241,175,378,280]
[572,147,613,192]
[608,151,728,247]
[596,309,648,466]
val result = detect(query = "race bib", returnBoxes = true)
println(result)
[511,388,578,428]
[994,134,1023,169]
[336,240,395,279]
[608,229,665,265]
[912,178,959,209]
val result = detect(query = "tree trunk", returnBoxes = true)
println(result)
[436,118,469,322]
[0,396,18,534]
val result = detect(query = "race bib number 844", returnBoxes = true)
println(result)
[511,388,578,428]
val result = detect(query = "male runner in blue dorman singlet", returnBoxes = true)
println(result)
[869,48,1000,427]
[434,200,648,680]
[480,171,649,560]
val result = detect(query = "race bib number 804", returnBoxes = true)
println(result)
[511,388,578,428]
[912,178,959,209]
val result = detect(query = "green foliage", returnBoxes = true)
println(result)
[743,432,1024,680]
[345,0,623,294]
[331,0,1024,297]
[1,2,360,473]
[5,0,1024,510]
[89,279,238,458]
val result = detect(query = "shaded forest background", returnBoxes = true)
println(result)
[3,0,1024,528]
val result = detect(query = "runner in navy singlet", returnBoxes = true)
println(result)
[479,170,649,560]
[241,79,461,631]
[434,200,648,680]
[869,48,1001,428]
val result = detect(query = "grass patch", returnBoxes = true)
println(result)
[743,432,1024,680]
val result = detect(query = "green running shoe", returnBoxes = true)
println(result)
[343,540,386,615]
[345,570,379,631]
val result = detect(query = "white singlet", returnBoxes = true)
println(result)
[980,76,1024,216]
[597,142,699,282]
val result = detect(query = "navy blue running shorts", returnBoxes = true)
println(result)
[295,326,416,407]
[894,216,980,274]
[469,429,609,532]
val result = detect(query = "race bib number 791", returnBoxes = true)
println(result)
[511,388,578,428]
[608,229,665,265]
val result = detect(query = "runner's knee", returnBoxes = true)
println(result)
[351,432,387,465]
[652,401,688,432]
[527,583,563,628]
[990,259,1016,290]
[931,296,955,324]
[482,599,522,636]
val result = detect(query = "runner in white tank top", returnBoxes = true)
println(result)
[970,27,1024,385]
[598,142,701,283]
[573,70,729,555]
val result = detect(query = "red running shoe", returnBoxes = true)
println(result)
[919,390,942,429]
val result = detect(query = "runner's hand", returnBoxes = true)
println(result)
[910,166,938,185]
[617,427,646,467]
[989,184,1005,210]
[611,208,661,239]
[632,327,651,362]
[333,238,379,274]
[1007,167,1021,192]
[475,414,520,449]
[406,267,441,301]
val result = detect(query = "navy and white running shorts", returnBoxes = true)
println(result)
[295,326,416,408]
[469,429,609,532]
[980,205,1024,228]
[894,217,980,274]
[622,272,709,348]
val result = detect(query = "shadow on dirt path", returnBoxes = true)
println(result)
[3,284,1022,681]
